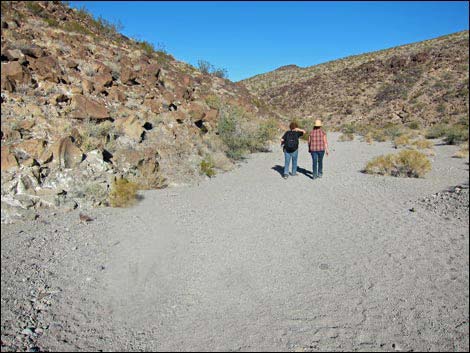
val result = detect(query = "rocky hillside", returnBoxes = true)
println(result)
[242,31,469,128]
[1,1,279,223]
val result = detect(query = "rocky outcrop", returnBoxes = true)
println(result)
[1,1,278,222]
[70,95,109,119]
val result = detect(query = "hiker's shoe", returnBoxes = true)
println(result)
[283,174,289,179]
[290,173,298,176]
[318,174,323,178]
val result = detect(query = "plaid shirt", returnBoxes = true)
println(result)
[309,129,326,151]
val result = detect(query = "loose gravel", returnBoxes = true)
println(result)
[2,133,468,352]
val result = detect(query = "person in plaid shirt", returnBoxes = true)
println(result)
[308,119,329,179]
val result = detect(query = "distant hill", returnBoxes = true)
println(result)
[241,31,469,127]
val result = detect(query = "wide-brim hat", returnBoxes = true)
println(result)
[314,119,322,127]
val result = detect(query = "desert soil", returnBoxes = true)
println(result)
[1,133,469,352]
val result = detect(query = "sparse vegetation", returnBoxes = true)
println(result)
[453,142,469,158]
[63,20,94,36]
[200,156,216,177]
[364,149,432,178]
[109,178,139,207]
[393,134,410,148]
[411,139,434,150]
[217,105,274,160]
[197,60,228,79]
[425,123,469,145]
[338,133,354,142]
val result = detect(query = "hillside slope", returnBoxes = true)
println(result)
[1,1,279,222]
[242,31,469,127]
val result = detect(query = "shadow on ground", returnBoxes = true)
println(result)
[272,165,313,179]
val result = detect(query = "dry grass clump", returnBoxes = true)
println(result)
[338,133,354,142]
[364,149,432,178]
[393,134,411,148]
[453,142,469,158]
[109,178,139,207]
[412,139,434,149]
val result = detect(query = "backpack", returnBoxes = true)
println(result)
[284,131,298,152]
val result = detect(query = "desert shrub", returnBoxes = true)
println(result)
[79,120,114,152]
[197,60,212,74]
[26,1,44,16]
[217,105,272,160]
[425,123,448,139]
[411,139,434,150]
[341,123,357,134]
[364,149,431,178]
[63,21,93,36]
[44,17,59,27]
[217,106,250,160]
[256,118,279,145]
[109,178,139,207]
[453,142,469,158]
[393,134,410,148]
[371,129,388,142]
[205,94,222,109]
[406,120,421,130]
[200,156,216,177]
[197,60,228,79]
[137,40,155,55]
[444,125,469,145]
[383,123,405,140]
[338,133,354,142]
[363,132,373,144]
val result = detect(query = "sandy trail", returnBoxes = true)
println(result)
[2,133,469,351]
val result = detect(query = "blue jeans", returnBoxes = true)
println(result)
[284,149,298,176]
[311,151,325,177]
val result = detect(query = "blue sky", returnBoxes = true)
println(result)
[69,1,469,82]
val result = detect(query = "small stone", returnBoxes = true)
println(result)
[409,207,416,212]
[21,328,34,336]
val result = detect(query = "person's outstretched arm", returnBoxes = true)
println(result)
[324,133,329,156]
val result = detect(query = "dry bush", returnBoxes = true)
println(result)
[109,178,139,207]
[453,142,469,158]
[412,139,434,149]
[363,133,373,144]
[364,149,431,178]
[338,133,354,142]
[393,134,411,148]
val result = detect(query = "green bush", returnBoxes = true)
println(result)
[364,149,431,178]
[200,156,216,177]
[44,17,59,27]
[444,125,469,145]
[406,121,421,130]
[217,106,274,160]
[425,123,469,144]
[425,123,448,139]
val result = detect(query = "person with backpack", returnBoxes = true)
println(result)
[281,122,306,179]
[308,119,329,179]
